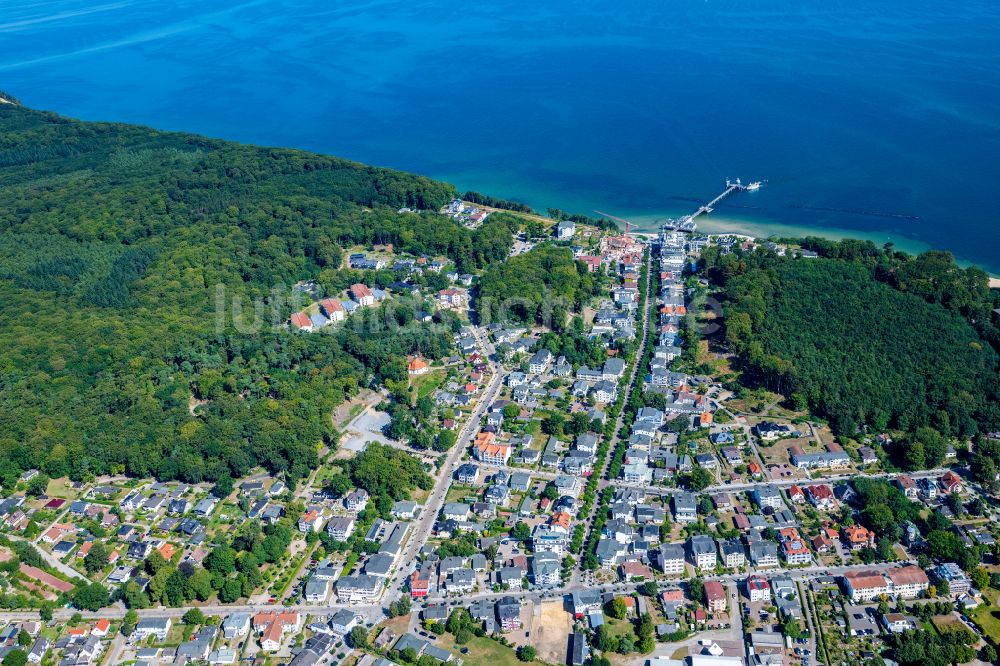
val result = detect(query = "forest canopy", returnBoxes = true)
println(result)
[708,246,1000,437]
[0,104,482,487]
[477,244,603,329]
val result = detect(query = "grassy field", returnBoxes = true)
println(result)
[45,477,79,498]
[411,368,447,400]
[433,634,541,666]
[605,616,637,641]
[932,613,972,637]
[968,588,1000,642]
[445,486,478,504]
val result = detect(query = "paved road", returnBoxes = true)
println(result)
[10,533,87,583]
[573,247,653,586]
[377,324,503,612]
[0,559,912,624]
[603,467,951,496]
[797,580,820,666]
[103,633,126,666]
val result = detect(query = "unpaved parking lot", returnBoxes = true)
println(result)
[530,600,572,664]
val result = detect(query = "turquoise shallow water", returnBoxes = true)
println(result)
[2,0,999,271]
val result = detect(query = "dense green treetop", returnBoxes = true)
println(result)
[703,243,1000,437]
[0,104,499,486]
[477,244,602,327]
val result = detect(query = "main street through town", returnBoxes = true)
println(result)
[571,247,654,587]
[378,324,502,615]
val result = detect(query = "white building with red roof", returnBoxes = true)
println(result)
[805,484,836,511]
[350,283,374,306]
[290,311,312,331]
[843,571,890,602]
[319,298,345,322]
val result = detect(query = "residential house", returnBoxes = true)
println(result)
[704,581,727,613]
[689,535,717,571]
[673,492,698,523]
[335,575,382,602]
[496,596,522,631]
[887,565,929,599]
[940,471,963,494]
[298,509,324,533]
[455,463,481,485]
[719,539,746,569]
[556,219,575,239]
[391,501,418,519]
[571,590,603,619]
[133,618,172,642]
[842,525,876,552]
[842,571,890,602]
[747,575,771,602]
[222,614,251,639]
[781,533,812,565]
[254,612,302,652]
[326,516,356,541]
[407,358,430,375]
[304,578,331,603]
[345,489,369,512]
[319,298,345,322]
[527,552,558,588]
[882,613,916,634]
[510,472,532,492]
[789,443,851,469]
[933,563,971,597]
[529,349,553,375]
[753,485,784,510]
[350,284,374,306]
[895,475,918,499]
[749,541,779,569]
[473,432,511,466]
[442,503,471,521]
[805,484,836,511]
[592,380,617,404]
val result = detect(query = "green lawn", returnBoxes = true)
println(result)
[445,486,478,504]
[433,635,540,666]
[412,369,447,399]
[605,616,637,641]
[45,477,78,499]
[968,588,1000,643]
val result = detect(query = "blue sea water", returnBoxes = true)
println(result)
[2,0,999,271]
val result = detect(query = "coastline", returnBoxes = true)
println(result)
[626,212,934,257]
[622,211,1000,277]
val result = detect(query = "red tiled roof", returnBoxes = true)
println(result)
[806,484,834,500]
[887,565,929,586]
[319,298,343,313]
[705,581,725,599]
[843,525,874,544]
[844,570,888,589]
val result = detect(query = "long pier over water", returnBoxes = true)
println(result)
[663,178,761,231]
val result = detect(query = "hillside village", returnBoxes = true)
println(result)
[0,205,998,666]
